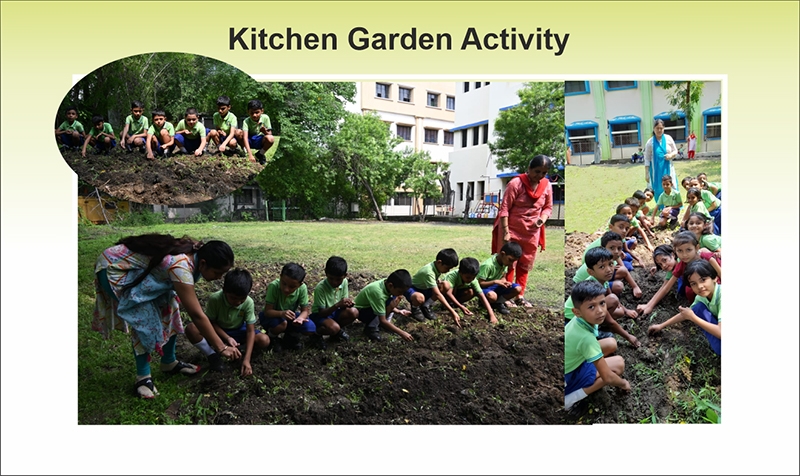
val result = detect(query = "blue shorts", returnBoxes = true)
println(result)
[60,133,84,147]
[668,207,681,218]
[453,287,476,303]
[310,308,344,326]
[174,133,202,152]
[565,360,598,395]
[92,138,116,149]
[692,302,721,355]
[221,322,261,343]
[249,135,266,150]
[622,253,634,271]
[709,206,722,235]
[482,282,521,296]
[258,311,316,334]
[404,286,434,302]
[356,297,394,330]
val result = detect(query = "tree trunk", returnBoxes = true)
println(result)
[362,180,383,221]
[685,81,692,125]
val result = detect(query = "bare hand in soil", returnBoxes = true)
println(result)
[677,306,695,321]
[632,286,643,298]
[647,324,662,335]
[648,266,658,276]
[624,308,639,319]
[619,379,631,392]
[461,306,474,316]
[400,331,414,342]
[146,153,155,160]
[227,336,239,347]
[636,304,651,315]
[489,316,499,324]
[219,145,226,152]
[241,361,253,377]
[450,312,462,329]
[221,345,241,360]
[626,334,641,348]
[395,309,411,317]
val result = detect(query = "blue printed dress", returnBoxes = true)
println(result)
[645,133,678,200]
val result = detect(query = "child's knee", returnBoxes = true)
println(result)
[272,321,288,334]
[485,291,497,302]
[411,292,425,306]
[611,280,624,296]
[255,333,271,348]
[606,293,620,310]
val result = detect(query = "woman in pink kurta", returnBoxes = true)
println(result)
[492,155,554,306]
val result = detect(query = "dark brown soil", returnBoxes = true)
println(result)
[61,146,262,205]
[172,262,564,424]
[563,229,721,424]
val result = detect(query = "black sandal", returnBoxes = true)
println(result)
[134,377,158,399]
[162,361,200,376]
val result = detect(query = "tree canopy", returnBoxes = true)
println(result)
[657,81,705,126]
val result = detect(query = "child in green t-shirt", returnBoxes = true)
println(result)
[258,263,314,351]
[686,213,722,255]
[174,107,208,156]
[308,256,360,350]
[564,280,630,414]
[573,231,642,300]
[119,100,149,153]
[353,270,414,342]
[243,99,275,164]
[406,248,461,327]
[55,106,85,150]
[145,109,176,160]
[208,95,245,156]
[653,174,683,229]
[185,268,269,376]
[441,257,498,324]
[82,115,116,157]
[581,214,631,265]
[477,242,523,315]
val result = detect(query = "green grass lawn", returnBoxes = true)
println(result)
[565,159,721,233]
[78,221,564,424]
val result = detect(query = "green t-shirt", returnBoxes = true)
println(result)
[125,115,149,136]
[564,276,608,320]
[642,199,656,215]
[581,236,602,263]
[204,289,256,329]
[630,217,641,229]
[706,181,721,193]
[147,121,175,137]
[88,122,114,138]
[311,278,349,314]
[700,189,721,210]
[213,111,238,134]
[690,201,713,221]
[443,268,482,294]
[564,317,603,374]
[58,120,84,133]
[354,279,391,317]
[692,284,721,322]
[572,259,619,284]
[243,114,272,137]
[478,254,508,282]
[264,279,309,311]
[699,234,722,252]
[657,189,683,208]
[412,262,441,290]
[175,119,206,139]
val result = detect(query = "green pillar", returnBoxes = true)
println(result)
[280,199,286,221]
[640,81,654,145]
[591,81,609,160]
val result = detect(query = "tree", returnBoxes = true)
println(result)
[329,112,407,221]
[658,81,705,126]
[489,82,565,175]
[401,153,449,222]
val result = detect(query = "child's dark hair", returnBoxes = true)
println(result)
[681,176,694,188]
[152,109,166,118]
[645,186,654,195]
[633,190,647,201]
[247,99,263,111]
[458,257,480,276]
[131,100,144,109]
[652,244,676,270]
[117,234,233,290]
[223,268,253,296]
[672,230,699,247]
[585,247,614,270]
[386,269,412,289]
[661,174,673,183]
[436,248,459,267]
[65,106,78,114]
[571,280,607,308]
[600,231,623,247]
[685,260,718,281]
[281,263,306,283]
[624,197,640,208]
[325,256,348,276]
[529,155,552,170]
[686,187,702,200]
[500,241,523,259]
[609,214,630,226]
[185,107,198,117]
[616,203,632,214]
[91,115,104,125]
[216,95,231,107]
[687,212,712,235]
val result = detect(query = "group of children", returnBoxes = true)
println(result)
[55,96,275,164]
[186,243,526,376]
[565,171,723,413]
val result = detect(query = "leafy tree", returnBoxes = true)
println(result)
[401,152,450,222]
[329,112,407,221]
[658,81,705,125]
[489,82,565,176]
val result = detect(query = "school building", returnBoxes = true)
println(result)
[345,81,457,217]
[565,81,721,165]
[447,81,565,221]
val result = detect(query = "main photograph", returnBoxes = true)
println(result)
[77,77,568,424]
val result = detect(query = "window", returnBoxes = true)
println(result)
[610,123,639,147]
[234,188,255,205]
[461,130,467,147]
[565,81,589,95]
[662,117,687,142]
[566,127,597,155]
[446,96,455,110]
[472,126,480,146]
[475,82,482,89]
[394,193,413,206]
[443,131,454,145]
[482,124,488,144]
[457,182,464,201]
[375,83,390,99]
[427,92,439,107]
[604,81,637,91]
[477,181,485,201]
[463,82,470,92]
[396,125,412,141]
[424,128,438,144]
[705,114,721,139]
[398,87,412,103]
[484,82,490,86]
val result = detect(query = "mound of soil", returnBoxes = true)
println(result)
[171,263,564,425]
[564,228,721,424]
[61,146,263,205]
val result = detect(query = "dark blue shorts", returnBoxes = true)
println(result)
[622,253,634,271]
[710,206,721,235]
[356,297,394,330]
[404,287,434,302]
[174,133,201,152]
[692,302,721,355]
[482,282,521,296]
[668,207,681,218]
[92,138,116,149]
[310,309,343,326]
[454,287,476,303]
[60,133,84,147]
[258,311,316,334]
[249,135,265,150]
[565,360,598,395]
[221,322,259,343]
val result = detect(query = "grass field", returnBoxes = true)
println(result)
[565,158,721,233]
[78,221,564,424]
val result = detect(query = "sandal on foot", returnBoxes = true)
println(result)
[161,360,200,376]
[134,377,159,399]
[514,297,534,308]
